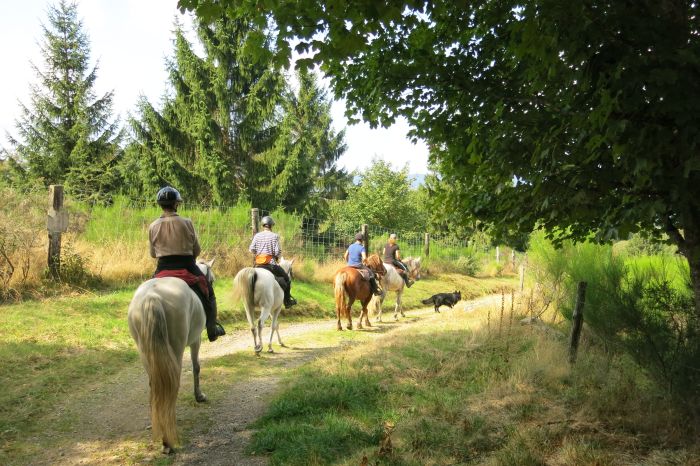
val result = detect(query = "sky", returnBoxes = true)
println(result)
[0,0,430,174]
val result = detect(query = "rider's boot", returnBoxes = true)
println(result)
[283,283,297,308]
[205,293,226,342]
[370,277,382,296]
[284,292,298,308]
[401,271,413,288]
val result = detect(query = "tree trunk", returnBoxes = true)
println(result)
[668,217,700,319]
[687,251,700,321]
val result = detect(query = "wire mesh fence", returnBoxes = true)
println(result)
[70,196,476,265]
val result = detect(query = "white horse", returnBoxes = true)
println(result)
[374,257,422,322]
[232,258,294,354]
[127,259,215,454]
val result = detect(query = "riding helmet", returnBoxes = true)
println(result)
[156,186,183,207]
[261,215,275,227]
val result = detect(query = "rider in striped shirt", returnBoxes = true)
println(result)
[249,216,297,308]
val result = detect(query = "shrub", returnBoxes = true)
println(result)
[530,232,700,408]
[56,243,102,288]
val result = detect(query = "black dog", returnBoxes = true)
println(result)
[421,290,462,313]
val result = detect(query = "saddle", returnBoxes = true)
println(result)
[155,269,209,298]
[349,265,372,281]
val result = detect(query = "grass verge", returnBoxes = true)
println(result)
[249,299,699,465]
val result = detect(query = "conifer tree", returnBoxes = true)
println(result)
[264,69,350,216]
[5,1,122,200]
[125,17,284,205]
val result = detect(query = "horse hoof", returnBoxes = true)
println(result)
[162,444,175,455]
[267,348,275,353]
[196,393,207,403]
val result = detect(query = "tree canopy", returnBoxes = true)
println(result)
[180,0,700,315]
[328,159,426,234]
[4,0,122,200]
[124,17,349,209]
[123,16,284,205]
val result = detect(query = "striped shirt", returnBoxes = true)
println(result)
[249,230,282,265]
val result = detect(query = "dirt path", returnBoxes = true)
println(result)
[34,296,500,466]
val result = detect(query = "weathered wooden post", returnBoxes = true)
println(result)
[568,281,588,364]
[496,246,500,264]
[423,233,430,258]
[251,208,260,237]
[519,264,525,292]
[47,185,69,279]
[361,224,369,251]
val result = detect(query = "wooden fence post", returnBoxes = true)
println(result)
[568,281,588,364]
[251,208,260,236]
[47,185,68,279]
[423,233,430,258]
[361,224,369,251]
[496,246,500,264]
[519,264,525,292]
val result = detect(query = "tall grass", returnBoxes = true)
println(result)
[528,231,700,406]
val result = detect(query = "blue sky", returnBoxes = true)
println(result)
[0,0,429,174]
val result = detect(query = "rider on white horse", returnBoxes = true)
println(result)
[149,186,226,342]
[382,233,414,288]
[249,215,297,308]
[343,233,382,296]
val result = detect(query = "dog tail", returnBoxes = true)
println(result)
[421,297,434,305]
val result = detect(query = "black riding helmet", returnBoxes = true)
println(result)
[156,186,183,207]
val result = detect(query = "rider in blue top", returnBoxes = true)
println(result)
[344,233,381,295]
[346,241,365,266]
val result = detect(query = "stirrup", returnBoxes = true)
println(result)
[284,296,298,308]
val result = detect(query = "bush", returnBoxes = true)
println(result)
[529,232,700,408]
[0,187,45,300]
[454,254,481,276]
[47,243,102,288]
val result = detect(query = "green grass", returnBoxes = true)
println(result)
[248,304,699,466]
[0,288,138,458]
[0,270,516,463]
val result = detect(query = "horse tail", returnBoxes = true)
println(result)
[334,271,348,318]
[135,293,180,447]
[234,268,257,326]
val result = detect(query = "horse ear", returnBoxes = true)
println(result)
[416,257,421,262]
[290,258,295,265]
[207,258,215,267]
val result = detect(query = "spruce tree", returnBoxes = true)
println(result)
[265,69,350,217]
[125,17,284,205]
[5,1,122,200]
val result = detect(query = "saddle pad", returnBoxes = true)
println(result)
[155,269,209,298]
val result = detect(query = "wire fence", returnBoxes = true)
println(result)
[70,196,479,264]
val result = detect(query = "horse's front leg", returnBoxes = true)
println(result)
[376,293,385,322]
[190,340,207,402]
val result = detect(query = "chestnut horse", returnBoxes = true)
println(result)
[333,254,386,330]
